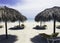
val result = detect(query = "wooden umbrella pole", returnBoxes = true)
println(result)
[40,21,42,26]
[53,18,56,33]
[19,20,20,27]
[5,21,8,39]
[53,14,56,33]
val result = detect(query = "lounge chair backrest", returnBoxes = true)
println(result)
[40,33,50,38]
[51,33,59,38]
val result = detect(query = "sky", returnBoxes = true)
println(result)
[0,0,60,19]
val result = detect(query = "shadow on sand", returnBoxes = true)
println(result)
[0,34,18,43]
[33,25,47,30]
[31,34,60,43]
[0,25,3,28]
[56,25,60,29]
[31,34,47,43]
[9,26,24,30]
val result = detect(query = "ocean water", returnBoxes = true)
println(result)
[27,18,34,22]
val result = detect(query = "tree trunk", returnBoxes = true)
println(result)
[5,21,8,39]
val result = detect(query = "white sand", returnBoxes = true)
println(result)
[0,21,60,43]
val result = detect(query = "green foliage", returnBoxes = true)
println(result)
[21,24,25,28]
[40,33,50,38]
[15,24,25,28]
[51,33,59,38]
[0,25,3,28]
[40,33,59,39]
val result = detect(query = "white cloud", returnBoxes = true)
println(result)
[3,0,60,18]
[13,0,60,10]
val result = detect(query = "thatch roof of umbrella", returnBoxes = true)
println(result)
[51,6,60,22]
[35,6,60,33]
[35,6,60,22]
[35,8,53,22]
[0,6,27,22]
[0,6,16,22]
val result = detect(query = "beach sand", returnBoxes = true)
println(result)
[0,21,60,43]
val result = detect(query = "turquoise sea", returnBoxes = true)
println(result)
[27,18,34,22]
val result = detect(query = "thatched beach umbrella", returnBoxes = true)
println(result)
[0,6,27,38]
[35,8,52,26]
[18,15,27,26]
[35,6,60,33]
